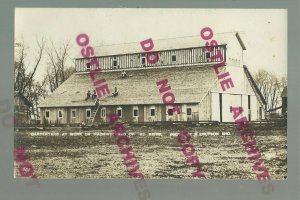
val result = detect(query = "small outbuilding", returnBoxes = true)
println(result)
[14,91,33,126]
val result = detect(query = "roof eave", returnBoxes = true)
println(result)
[235,32,246,50]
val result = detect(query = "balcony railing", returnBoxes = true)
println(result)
[75,45,226,72]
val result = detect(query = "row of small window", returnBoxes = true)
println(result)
[115,107,192,117]
[44,107,157,119]
[44,110,89,119]
[44,107,193,119]
[114,53,212,66]
[85,53,212,70]
[110,55,178,68]
[92,53,208,68]
[45,110,78,118]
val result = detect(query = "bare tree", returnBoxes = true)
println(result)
[21,39,45,94]
[255,69,287,111]
[14,38,47,122]
[45,40,74,92]
[15,39,46,95]
[28,78,48,120]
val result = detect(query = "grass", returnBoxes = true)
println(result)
[14,128,287,179]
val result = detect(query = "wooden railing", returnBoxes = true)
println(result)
[75,45,227,72]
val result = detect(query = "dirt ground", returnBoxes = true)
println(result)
[14,128,287,180]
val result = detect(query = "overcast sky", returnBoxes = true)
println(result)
[15,8,287,82]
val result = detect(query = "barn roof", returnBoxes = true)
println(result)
[39,65,217,108]
[76,32,245,58]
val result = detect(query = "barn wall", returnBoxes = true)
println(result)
[40,107,95,125]
[69,108,81,124]
[189,104,199,121]
[75,45,226,72]
[199,93,212,121]
[165,105,178,121]
[210,92,261,122]
[251,95,258,120]
[215,66,256,96]
[144,105,161,122]
[122,105,133,123]
[241,95,249,120]
[41,108,54,125]
[211,92,220,121]
[181,104,199,121]
[99,107,107,123]
[157,105,163,121]
[138,105,145,123]
[181,104,187,121]
[226,37,243,67]
[209,64,264,122]
[222,93,243,122]
[105,106,118,121]
[144,106,148,122]
[56,108,68,124]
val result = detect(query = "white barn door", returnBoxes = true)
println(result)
[222,94,242,122]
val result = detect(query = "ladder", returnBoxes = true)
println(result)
[89,101,101,124]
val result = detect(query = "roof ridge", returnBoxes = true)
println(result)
[93,31,240,48]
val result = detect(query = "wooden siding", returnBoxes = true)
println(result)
[75,45,226,72]
[41,107,94,125]
[198,93,212,121]
[40,103,203,125]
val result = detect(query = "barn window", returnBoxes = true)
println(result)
[205,52,211,61]
[187,108,192,116]
[167,108,173,116]
[117,107,122,117]
[113,60,118,67]
[141,54,146,65]
[86,109,91,118]
[101,108,106,118]
[86,62,91,71]
[45,110,50,118]
[141,57,146,64]
[133,106,139,117]
[112,55,118,69]
[171,54,177,62]
[150,107,156,116]
[58,110,63,118]
[71,109,76,118]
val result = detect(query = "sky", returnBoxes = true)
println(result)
[15,8,287,82]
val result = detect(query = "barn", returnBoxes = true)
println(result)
[39,32,266,125]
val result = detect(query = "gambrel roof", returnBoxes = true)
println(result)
[40,32,252,108]
[39,65,217,107]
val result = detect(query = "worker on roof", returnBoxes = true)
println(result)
[92,90,97,100]
[85,90,91,101]
[112,87,118,97]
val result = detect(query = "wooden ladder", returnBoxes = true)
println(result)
[89,102,101,124]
